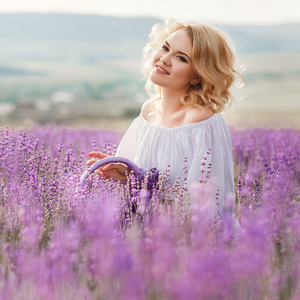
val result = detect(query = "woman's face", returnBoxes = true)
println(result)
[150,29,197,93]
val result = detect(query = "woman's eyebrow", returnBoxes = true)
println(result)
[165,40,191,61]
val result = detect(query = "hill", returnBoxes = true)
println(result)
[0,13,299,55]
[0,13,159,43]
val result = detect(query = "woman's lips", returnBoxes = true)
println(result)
[155,65,169,75]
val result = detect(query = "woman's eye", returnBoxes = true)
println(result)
[178,56,187,63]
[162,45,169,51]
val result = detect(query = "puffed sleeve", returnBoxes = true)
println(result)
[184,119,235,218]
[115,116,141,161]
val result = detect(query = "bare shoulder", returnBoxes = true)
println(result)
[185,105,215,124]
[141,99,154,121]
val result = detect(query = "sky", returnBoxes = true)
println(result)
[0,0,299,25]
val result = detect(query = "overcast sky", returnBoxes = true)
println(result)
[0,0,299,25]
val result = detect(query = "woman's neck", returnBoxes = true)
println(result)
[155,89,187,127]
[160,88,185,116]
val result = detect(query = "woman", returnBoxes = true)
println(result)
[87,19,243,218]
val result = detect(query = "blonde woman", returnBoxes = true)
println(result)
[88,19,243,219]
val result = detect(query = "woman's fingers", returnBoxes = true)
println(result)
[87,159,98,167]
[88,151,109,159]
[86,158,129,184]
[95,169,104,177]
[101,163,128,182]
[102,163,118,177]
[101,164,113,172]
[87,151,110,167]
[102,163,127,173]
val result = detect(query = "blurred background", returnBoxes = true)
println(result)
[0,0,300,130]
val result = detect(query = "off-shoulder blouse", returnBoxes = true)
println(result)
[116,113,234,217]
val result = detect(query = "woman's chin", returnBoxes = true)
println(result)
[149,75,166,87]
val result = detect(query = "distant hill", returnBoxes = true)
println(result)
[221,23,300,53]
[0,13,162,60]
[0,13,299,55]
[0,13,160,43]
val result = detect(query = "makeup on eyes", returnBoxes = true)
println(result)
[164,41,191,62]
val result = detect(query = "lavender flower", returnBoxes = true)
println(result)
[0,125,299,299]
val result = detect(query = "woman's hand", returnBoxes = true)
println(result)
[87,151,110,167]
[97,163,129,183]
[87,151,129,183]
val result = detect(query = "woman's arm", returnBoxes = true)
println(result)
[86,103,149,183]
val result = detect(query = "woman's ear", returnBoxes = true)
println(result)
[190,78,201,85]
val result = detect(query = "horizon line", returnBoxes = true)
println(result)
[0,11,298,26]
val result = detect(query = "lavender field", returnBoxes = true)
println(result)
[0,125,299,300]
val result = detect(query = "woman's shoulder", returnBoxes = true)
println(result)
[141,99,152,120]
[141,98,160,122]
[184,105,215,124]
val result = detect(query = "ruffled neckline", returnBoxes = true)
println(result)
[138,113,220,132]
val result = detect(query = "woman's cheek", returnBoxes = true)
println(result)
[153,49,164,62]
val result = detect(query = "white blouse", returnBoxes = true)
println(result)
[116,113,235,217]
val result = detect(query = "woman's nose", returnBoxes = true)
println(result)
[160,55,171,66]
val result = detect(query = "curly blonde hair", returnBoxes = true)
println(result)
[141,19,243,113]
